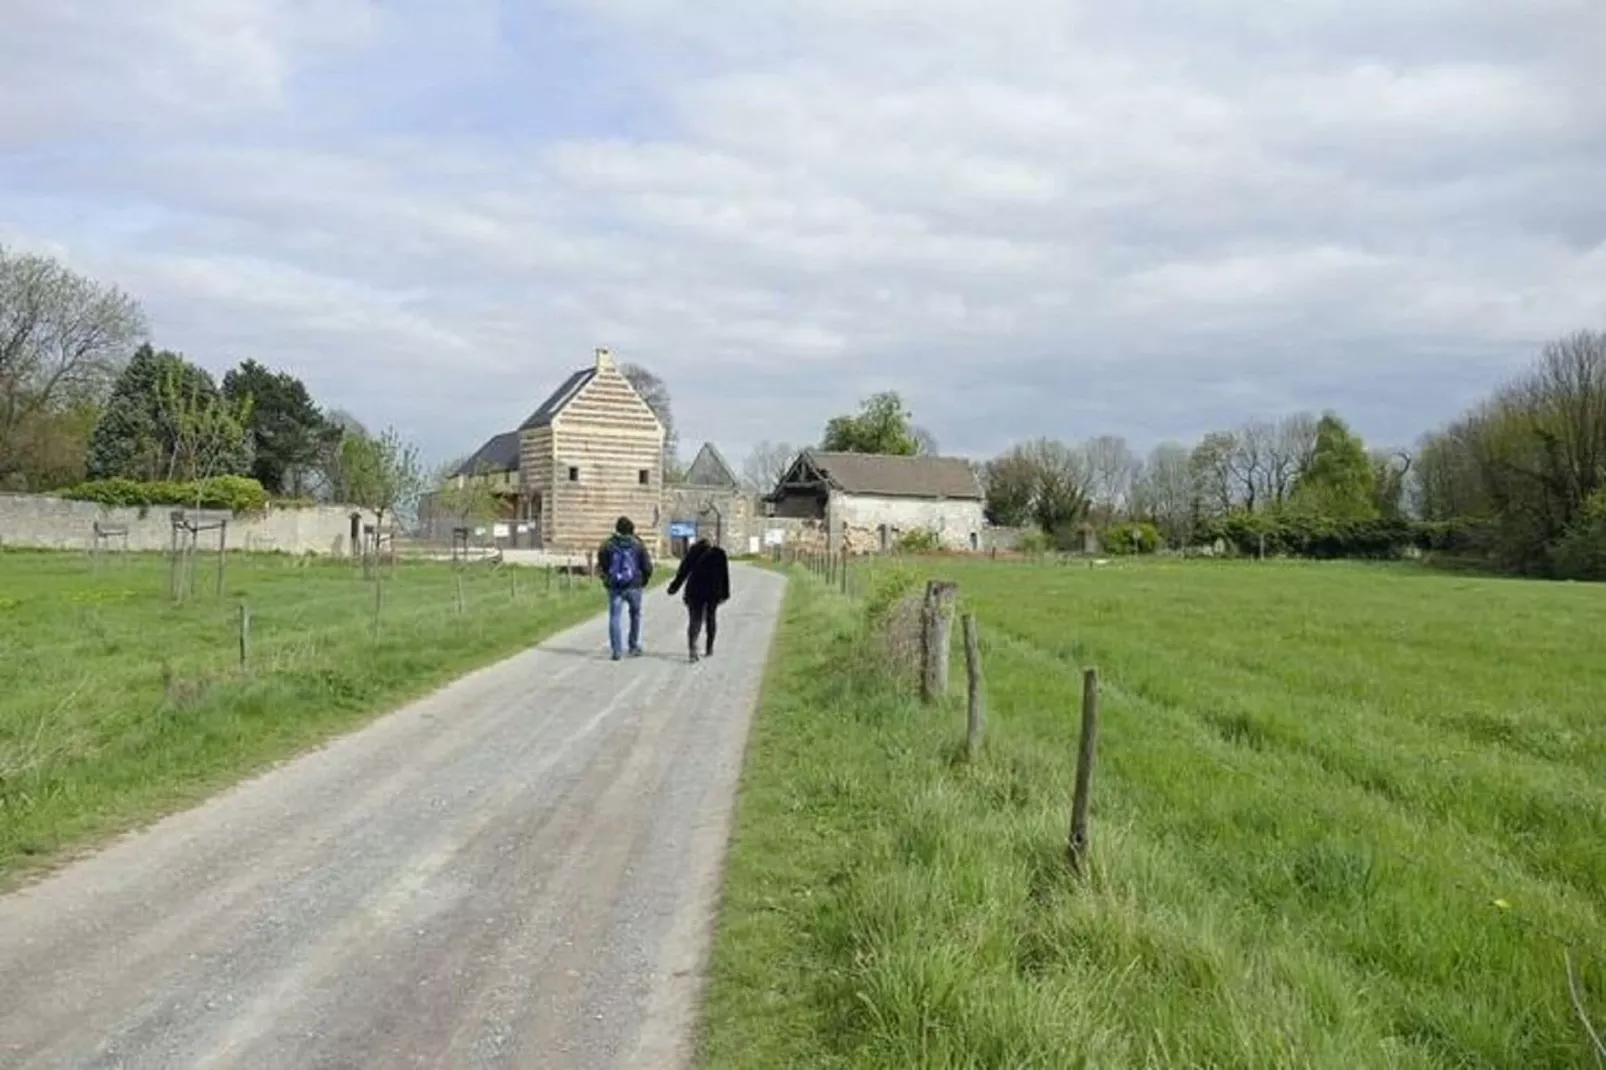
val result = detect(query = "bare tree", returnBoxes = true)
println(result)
[912,425,940,457]
[1132,442,1195,546]
[1190,431,1237,514]
[1083,434,1140,520]
[0,245,147,486]
[742,439,798,494]
[1267,411,1319,503]
[620,362,678,475]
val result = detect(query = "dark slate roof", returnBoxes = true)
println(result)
[803,450,984,500]
[518,367,596,430]
[453,430,521,476]
[681,442,739,488]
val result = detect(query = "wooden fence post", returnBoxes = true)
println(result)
[370,575,383,640]
[238,601,251,677]
[455,570,465,615]
[840,550,848,595]
[1068,667,1101,875]
[920,580,958,703]
[963,613,983,758]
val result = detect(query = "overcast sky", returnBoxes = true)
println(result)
[3,1,1603,470]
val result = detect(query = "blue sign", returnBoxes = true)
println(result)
[668,521,697,538]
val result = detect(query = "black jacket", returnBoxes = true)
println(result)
[596,533,653,590]
[667,542,730,606]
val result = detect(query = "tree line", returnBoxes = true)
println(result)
[1,243,425,523]
[739,332,1606,580]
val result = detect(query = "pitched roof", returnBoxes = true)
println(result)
[518,367,596,430]
[453,430,521,476]
[681,442,739,488]
[801,450,983,500]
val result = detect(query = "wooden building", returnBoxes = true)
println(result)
[440,348,665,552]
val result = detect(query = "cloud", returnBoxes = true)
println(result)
[2,0,1604,472]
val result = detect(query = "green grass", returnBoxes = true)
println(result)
[0,549,607,887]
[699,558,1606,1069]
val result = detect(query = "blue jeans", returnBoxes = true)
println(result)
[607,586,643,656]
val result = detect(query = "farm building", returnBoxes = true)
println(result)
[764,449,986,553]
[434,348,666,553]
[663,442,759,556]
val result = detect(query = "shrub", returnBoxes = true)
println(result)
[893,527,941,554]
[61,476,269,513]
[1103,521,1162,555]
[1196,509,1417,560]
[1551,488,1606,580]
[1016,528,1050,556]
[863,563,923,625]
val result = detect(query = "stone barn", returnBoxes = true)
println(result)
[764,449,986,553]
[663,442,760,556]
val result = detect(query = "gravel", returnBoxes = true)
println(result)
[0,564,786,1070]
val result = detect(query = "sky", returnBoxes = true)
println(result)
[3,0,1604,472]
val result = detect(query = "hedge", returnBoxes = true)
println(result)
[60,475,269,513]
[1196,510,1425,560]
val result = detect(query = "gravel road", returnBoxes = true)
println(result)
[0,564,786,1070]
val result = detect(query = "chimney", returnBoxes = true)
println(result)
[594,347,614,372]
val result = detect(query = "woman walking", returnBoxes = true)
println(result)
[665,536,731,663]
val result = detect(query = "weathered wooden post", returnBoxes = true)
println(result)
[920,579,958,704]
[1068,667,1101,875]
[455,569,466,615]
[963,613,983,759]
[840,550,849,595]
[215,520,228,596]
[238,601,251,676]
[370,574,383,640]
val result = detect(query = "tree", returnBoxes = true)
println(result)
[1370,448,1413,518]
[86,344,251,481]
[1131,442,1196,547]
[913,425,940,457]
[222,359,328,496]
[341,425,425,531]
[821,391,920,455]
[156,358,254,490]
[1268,412,1319,503]
[1083,434,1140,520]
[0,245,147,488]
[984,438,1090,538]
[620,362,678,476]
[433,458,503,528]
[1189,432,1237,515]
[741,440,798,494]
[1291,412,1376,519]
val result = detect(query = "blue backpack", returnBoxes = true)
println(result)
[607,539,640,588]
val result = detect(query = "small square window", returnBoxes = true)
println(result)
[638,469,650,485]
[567,466,579,482]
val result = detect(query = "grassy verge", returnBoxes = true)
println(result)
[698,558,1605,1069]
[0,550,609,887]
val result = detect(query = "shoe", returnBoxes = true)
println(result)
[628,647,644,658]
[610,651,622,661]
[688,650,700,663]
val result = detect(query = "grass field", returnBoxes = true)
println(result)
[699,558,1606,1069]
[0,549,607,887]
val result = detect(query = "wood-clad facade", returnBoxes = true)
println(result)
[530,351,664,552]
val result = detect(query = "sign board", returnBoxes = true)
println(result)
[669,521,697,538]
[763,528,786,546]
[748,536,761,555]
[493,523,510,538]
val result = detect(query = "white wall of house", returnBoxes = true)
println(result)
[828,493,985,551]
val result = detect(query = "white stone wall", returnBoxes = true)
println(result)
[828,493,986,551]
[0,493,376,555]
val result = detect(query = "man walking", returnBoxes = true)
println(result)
[665,535,730,663]
[596,516,653,660]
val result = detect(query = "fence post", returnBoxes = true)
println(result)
[1068,668,1101,875]
[370,575,383,640]
[455,569,465,615]
[920,580,958,703]
[840,550,849,595]
[963,613,983,759]
[238,601,251,677]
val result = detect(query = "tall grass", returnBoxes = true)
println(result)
[0,550,602,886]
[699,560,1605,1068]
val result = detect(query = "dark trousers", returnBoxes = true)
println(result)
[687,600,718,653]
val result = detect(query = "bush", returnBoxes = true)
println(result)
[1551,489,1606,580]
[863,563,922,625]
[892,527,941,554]
[1103,521,1162,555]
[1196,509,1417,560]
[1016,529,1050,556]
[61,475,269,513]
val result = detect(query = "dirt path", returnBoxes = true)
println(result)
[0,564,786,1070]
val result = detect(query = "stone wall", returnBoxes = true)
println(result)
[661,485,766,554]
[829,493,986,552]
[0,493,376,555]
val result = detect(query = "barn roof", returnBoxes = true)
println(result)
[518,367,596,430]
[789,450,984,500]
[681,442,739,488]
[453,430,521,476]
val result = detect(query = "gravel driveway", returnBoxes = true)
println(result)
[0,563,786,1070]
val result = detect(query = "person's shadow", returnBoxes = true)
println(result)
[538,646,693,665]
